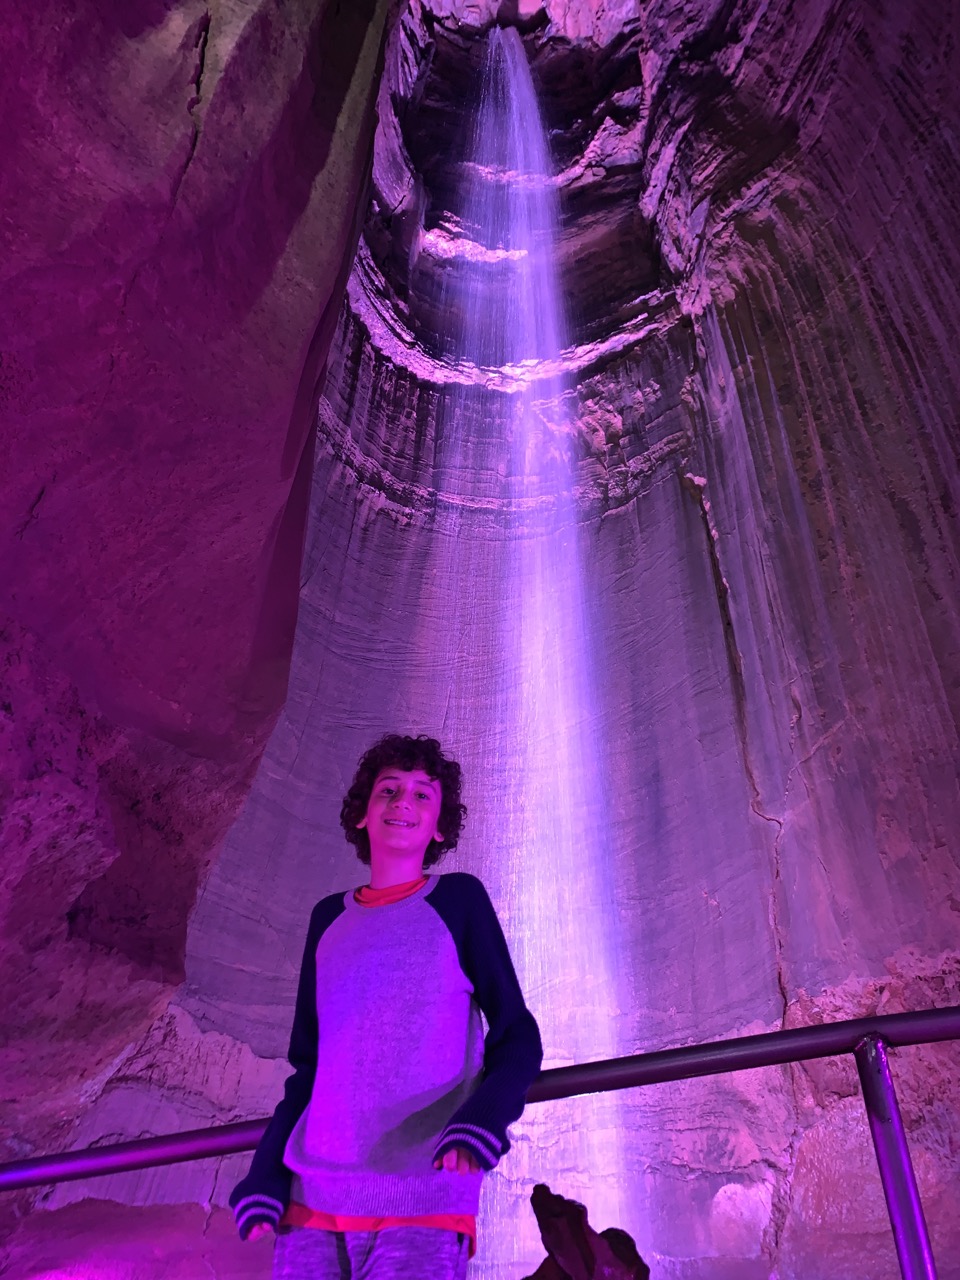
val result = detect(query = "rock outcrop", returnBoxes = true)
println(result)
[523,1183,651,1279]
[1,0,395,1244]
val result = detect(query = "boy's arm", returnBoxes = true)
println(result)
[228,894,344,1239]
[428,874,543,1171]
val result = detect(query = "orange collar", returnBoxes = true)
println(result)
[354,875,428,907]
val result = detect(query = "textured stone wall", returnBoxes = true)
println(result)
[2,1,959,1278]
[0,0,396,1269]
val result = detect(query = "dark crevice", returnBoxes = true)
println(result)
[171,10,212,207]
[680,468,748,742]
[680,468,790,1022]
[14,484,48,540]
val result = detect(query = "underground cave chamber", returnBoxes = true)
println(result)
[1,2,959,1278]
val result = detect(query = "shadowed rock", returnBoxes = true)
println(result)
[524,1184,651,1280]
[0,0,396,1223]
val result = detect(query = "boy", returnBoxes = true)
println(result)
[230,733,543,1278]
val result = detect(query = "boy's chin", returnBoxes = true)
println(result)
[373,836,430,858]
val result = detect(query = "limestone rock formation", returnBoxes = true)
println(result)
[523,1183,651,1279]
[1,0,395,1247]
[2,0,959,1278]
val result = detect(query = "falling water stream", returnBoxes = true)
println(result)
[436,27,631,1266]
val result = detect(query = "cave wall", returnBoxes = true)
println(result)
[0,0,396,1254]
[2,1,959,1279]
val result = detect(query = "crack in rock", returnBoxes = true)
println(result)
[172,11,212,208]
[13,484,48,540]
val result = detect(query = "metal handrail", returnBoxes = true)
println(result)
[2,1003,957,1280]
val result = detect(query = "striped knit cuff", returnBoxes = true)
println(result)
[434,1122,502,1171]
[233,1193,284,1240]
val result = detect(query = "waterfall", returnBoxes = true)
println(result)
[435,25,634,1268]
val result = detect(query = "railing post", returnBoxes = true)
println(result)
[854,1034,937,1280]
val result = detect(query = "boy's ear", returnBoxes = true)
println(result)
[434,828,444,843]
[356,816,367,829]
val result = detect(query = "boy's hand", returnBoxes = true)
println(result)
[247,1222,275,1241]
[433,1146,480,1175]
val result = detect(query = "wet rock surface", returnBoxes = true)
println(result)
[2,0,959,1278]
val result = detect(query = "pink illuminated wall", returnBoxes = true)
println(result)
[1,1,959,1278]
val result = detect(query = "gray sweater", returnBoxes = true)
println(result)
[230,872,542,1238]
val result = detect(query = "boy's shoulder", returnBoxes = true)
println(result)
[428,870,490,900]
[312,887,351,910]
[305,889,350,934]
[426,872,502,926]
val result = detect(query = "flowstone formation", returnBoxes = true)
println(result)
[2,1,959,1279]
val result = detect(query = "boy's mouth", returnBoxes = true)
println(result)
[384,818,414,827]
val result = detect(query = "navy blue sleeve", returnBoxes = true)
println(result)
[228,892,346,1239]
[426,873,543,1171]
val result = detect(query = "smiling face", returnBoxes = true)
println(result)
[356,767,445,873]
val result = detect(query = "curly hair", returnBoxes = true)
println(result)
[340,734,467,868]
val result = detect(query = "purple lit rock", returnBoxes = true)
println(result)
[523,1183,651,1280]
[1,0,394,1229]
[2,0,960,1278]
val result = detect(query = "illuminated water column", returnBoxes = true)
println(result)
[436,27,632,1262]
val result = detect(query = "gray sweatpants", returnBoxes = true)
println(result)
[272,1227,470,1280]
